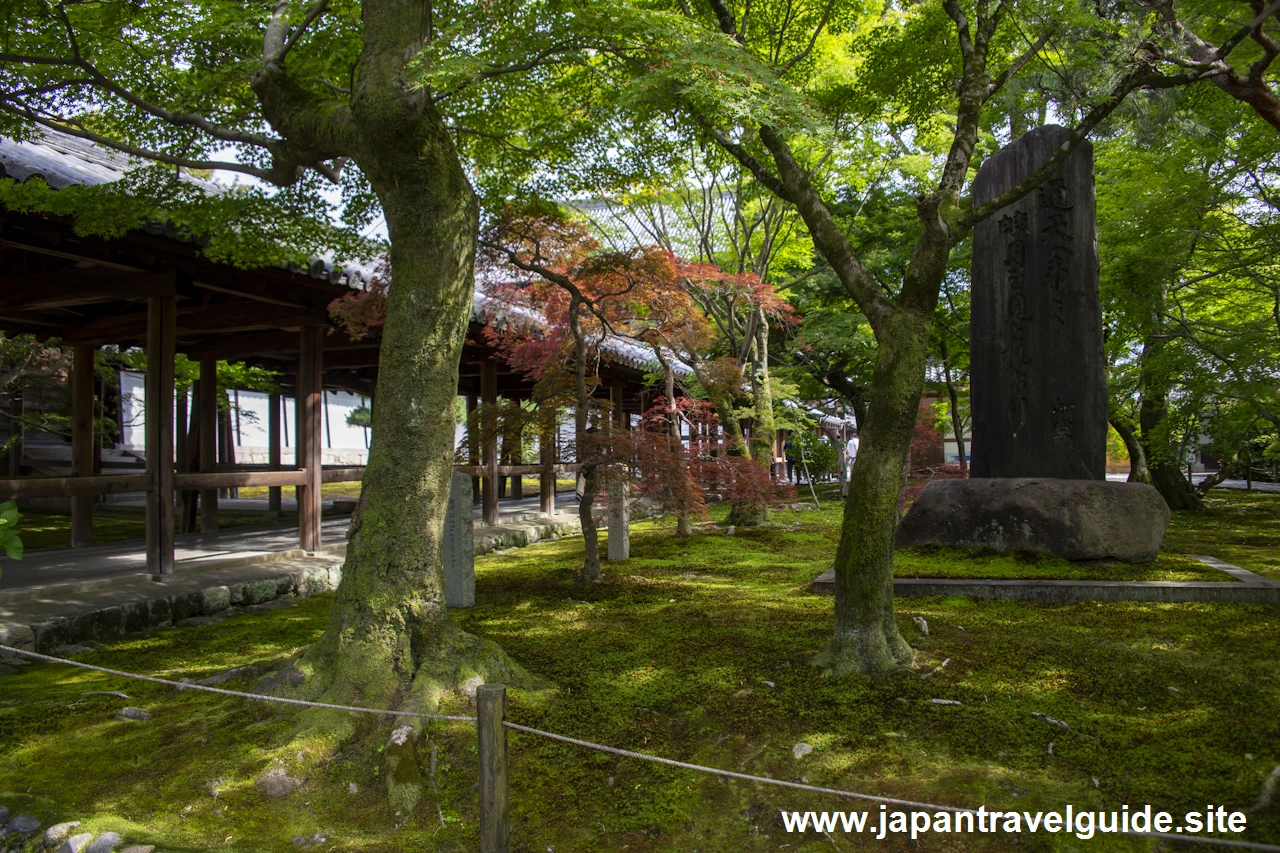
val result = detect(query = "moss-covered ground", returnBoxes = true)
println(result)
[15,509,278,550]
[0,489,1277,851]
[1163,489,1280,580]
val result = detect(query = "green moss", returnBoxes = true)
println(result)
[1164,490,1280,580]
[1,493,1278,850]
[15,510,280,551]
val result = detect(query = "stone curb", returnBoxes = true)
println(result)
[810,563,1280,605]
[9,562,345,653]
[0,543,349,607]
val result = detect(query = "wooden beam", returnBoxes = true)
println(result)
[63,301,331,344]
[145,294,176,577]
[481,358,498,526]
[193,281,308,309]
[70,344,95,547]
[298,326,323,551]
[0,237,143,272]
[0,269,175,311]
[610,385,625,429]
[467,393,480,504]
[175,470,308,489]
[0,474,150,499]
[321,466,366,484]
[455,463,582,477]
[198,356,219,533]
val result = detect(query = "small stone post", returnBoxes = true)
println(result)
[607,472,630,560]
[444,470,475,608]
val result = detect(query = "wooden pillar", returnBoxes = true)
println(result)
[198,356,219,533]
[70,344,95,547]
[145,296,176,577]
[268,391,282,513]
[510,416,523,501]
[610,385,625,430]
[298,326,323,551]
[176,387,194,532]
[539,413,555,516]
[467,392,481,504]
[481,358,498,526]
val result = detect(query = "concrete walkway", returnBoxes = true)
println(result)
[811,555,1280,604]
[1105,473,1280,493]
[0,492,588,656]
[2,491,580,592]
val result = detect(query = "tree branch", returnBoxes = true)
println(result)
[781,0,837,74]
[756,126,894,329]
[959,60,1203,229]
[706,0,745,44]
[279,0,331,64]
[987,31,1052,97]
[943,0,975,59]
[692,114,792,202]
[0,102,290,184]
[0,46,281,150]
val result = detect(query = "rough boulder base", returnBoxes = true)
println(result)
[896,478,1170,562]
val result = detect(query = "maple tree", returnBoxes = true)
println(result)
[480,204,695,581]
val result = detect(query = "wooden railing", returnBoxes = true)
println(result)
[0,462,577,501]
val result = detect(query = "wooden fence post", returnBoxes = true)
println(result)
[477,683,509,853]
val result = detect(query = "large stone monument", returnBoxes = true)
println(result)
[898,125,1169,562]
[969,125,1107,480]
[443,470,475,608]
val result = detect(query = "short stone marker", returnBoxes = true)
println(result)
[444,470,475,608]
[607,476,630,561]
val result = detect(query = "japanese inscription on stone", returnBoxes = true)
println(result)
[969,125,1107,480]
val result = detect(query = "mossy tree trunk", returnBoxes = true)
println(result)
[570,297,604,582]
[1110,415,1151,484]
[815,304,935,674]
[665,366,694,537]
[1137,341,1203,510]
[704,1,1114,673]
[730,310,775,526]
[250,0,530,757]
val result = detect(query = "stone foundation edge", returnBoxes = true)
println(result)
[809,572,1280,604]
[0,513,593,658]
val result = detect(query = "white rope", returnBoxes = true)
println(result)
[503,720,970,812]
[5,643,1279,851]
[0,644,476,723]
[501,722,1280,851]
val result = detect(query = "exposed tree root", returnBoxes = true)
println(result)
[811,626,916,677]
[256,620,543,820]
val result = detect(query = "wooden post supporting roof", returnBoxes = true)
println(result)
[539,418,555,516]
[198,356,218,533]
[481,359,498,527]
[70,344,95,547]
[145,294,176,578]
[467,392,480,504]
[298,326,323,551]
[177,386,195,533]
[268,391,282,513]
[610,385,625,429]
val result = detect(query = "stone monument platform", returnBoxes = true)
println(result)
[896,477,1170,562]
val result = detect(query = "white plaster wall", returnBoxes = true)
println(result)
[119,371,371,464]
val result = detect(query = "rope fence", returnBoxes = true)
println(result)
[3,643,1278,853]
